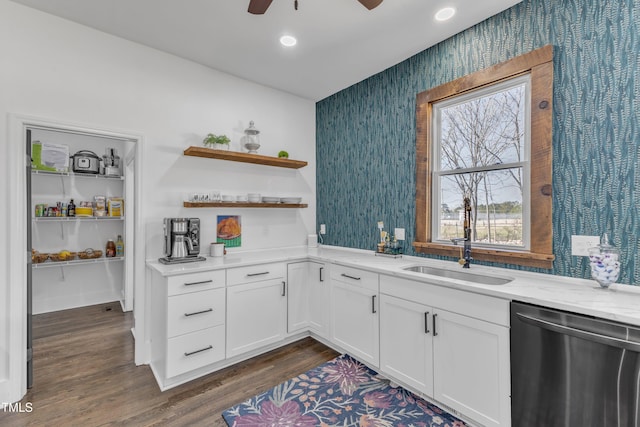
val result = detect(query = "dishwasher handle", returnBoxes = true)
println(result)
[516,312,640,353]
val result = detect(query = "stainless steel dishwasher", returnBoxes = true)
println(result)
[511,301,640,427]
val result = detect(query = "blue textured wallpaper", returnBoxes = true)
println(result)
[316,0,640,283]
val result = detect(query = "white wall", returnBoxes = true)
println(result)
[0,0,316,402]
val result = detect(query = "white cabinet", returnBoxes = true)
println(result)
[379,294,433,394]
[307,262,328,337]
[330,264,379,367]
[287,262,310,333]
[432,309,510,427]
[150,269,227,388]
[226,263,287,358]
[286,261,328,337]
[379,275,511,427]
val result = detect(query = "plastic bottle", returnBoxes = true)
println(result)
[115,235,124,257]
[106,239,116,258]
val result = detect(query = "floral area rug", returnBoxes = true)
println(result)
[222,354,469,427]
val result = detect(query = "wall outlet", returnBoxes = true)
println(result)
[571,235,600,256]
[319,224,326,235]
[394,227,406,241]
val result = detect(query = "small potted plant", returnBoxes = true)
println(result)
[203,133,231,150]
[278,150,289,159]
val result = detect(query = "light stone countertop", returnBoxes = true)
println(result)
[147,245,640,327]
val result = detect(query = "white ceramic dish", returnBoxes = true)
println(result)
[261,196,280,203]
[280,197,302,204]
[236,195,248,202]
[221,195,234,202]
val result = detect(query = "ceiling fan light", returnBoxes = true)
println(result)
[280,35,297,47]
[435,7,456,21]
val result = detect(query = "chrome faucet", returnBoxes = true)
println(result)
[451,197,472,268]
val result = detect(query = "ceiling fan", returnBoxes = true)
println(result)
[248,0,383,14]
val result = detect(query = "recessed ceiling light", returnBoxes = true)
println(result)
[280,35,297,47]
[435,7,456,21]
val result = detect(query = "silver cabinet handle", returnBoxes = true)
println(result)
[184,345,213,357]
[517,312,640,352]
[184,308,213,317]
[433,313,438,336]
[282,281,286,296]
[247,271,269,277]
[424,312,430,334]
[184,279,213,286]
[319,267,324,282]
[341,273,361,281]
[372,295,377,314]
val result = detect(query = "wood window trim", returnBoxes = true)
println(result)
[413,45,555,269]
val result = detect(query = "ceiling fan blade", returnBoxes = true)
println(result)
[248,0,273,14]
[358,0,383,10]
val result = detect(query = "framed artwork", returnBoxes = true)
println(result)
[217,215,241,248]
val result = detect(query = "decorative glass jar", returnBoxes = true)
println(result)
[588,234,621,288]
[242,121,261,154]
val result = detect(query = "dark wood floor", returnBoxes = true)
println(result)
[1,302,339,426]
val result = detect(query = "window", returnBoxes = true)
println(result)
[414,45,554,269]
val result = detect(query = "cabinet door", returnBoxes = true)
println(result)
[307,262,328,337]
[286,262,309,333]
[433,309,510,427]
[379,294,433,396]
[331,279,379,367]
[226,279,287,358]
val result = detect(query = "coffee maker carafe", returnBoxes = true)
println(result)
[159,218,206,264]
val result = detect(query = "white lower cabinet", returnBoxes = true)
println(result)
[330,265,379,367]
[380,275,511,427]
[379,294,433,394]
[166,325,226,378]
[149,257,512,426]
[226,263,287,358]
[287,261,328,336]
[432,308,510,427]
[307,262,328,336]
[287,262,310,333]
[149,269,227,388]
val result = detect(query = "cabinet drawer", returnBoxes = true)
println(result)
[227,262,285,286]
[331,264,378,291]
[167,288,225,337]
[380,275,509,326]
[167,270,225,296]
[166,325,225,378]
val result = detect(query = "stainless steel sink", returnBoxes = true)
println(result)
[402,265,513,285]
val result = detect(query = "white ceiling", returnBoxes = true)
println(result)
[11,0,522,101]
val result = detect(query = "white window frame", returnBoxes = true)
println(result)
[430,74,532,251]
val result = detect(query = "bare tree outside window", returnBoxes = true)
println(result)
[433,76,529,248]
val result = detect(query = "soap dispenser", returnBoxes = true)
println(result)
[588,233,621,288]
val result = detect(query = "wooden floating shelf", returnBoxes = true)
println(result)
[184,202,308,209]
[183,146,308,169]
